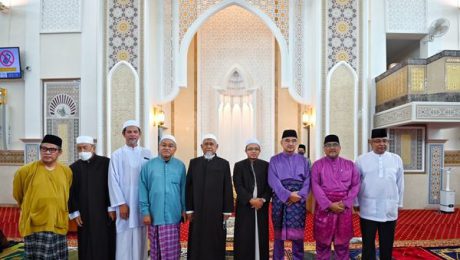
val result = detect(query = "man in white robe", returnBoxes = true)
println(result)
[355,128,404,260]
[109,120,152,260]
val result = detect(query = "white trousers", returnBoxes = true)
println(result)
[116,226,148,260]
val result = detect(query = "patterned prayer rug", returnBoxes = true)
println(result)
[0,242,78,260]
[426,246,460,260]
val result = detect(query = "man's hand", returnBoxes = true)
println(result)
[75,216,83,227]
[187,213,193,222]
[143,215,152,225]
[287,191,302,205]
[119,204,129,220]
[249,198,264,210]
[329,201,345,213]
[223,214,231,221]
[108,211,116,221]
[353,206,360,213]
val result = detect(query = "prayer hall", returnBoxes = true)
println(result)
[0,0,460,259]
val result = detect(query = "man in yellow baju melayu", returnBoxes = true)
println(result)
[13,134,72,259]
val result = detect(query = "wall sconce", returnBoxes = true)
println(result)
[0,88,6,105]
[0,2,9,14]
[302,106,313,127]
[153,107,165,127]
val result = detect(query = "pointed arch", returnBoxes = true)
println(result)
[107,61,140,154]
[220,64,255,90]
[176,0,290,96]
[325,61,359,160]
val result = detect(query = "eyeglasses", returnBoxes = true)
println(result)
[40,146,60,153]
[324,142,340,148]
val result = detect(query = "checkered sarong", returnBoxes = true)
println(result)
[148,223,181,260]
[24,231,68,259]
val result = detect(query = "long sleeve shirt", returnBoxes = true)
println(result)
[139,156,186,225]
[13,161,72,236]
[311,156,360,211]
[268,152,310,203]
[108,145,151,232]
[356,151,404,222]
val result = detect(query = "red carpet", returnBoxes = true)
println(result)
[2,207,459,245]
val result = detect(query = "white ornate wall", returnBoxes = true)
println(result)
[385,0,426,34]
[198,5,275,162]
[326,62,358,160]
[107,61,139,153]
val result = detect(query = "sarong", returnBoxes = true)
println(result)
[272,179,306,240]
[148,223,181,260]
[313,191,353,245]
[24,231,68,260]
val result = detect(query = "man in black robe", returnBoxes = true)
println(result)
[186,133,234,260]
[69,136,116,260]
[233,138,271,260]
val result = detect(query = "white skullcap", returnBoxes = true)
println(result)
[160,134,176,144]
[245,138,260,146]
[76,135,94,145]
[201,133,218,143]
[122,120,140,131]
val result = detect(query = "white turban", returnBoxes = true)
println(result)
[76,135,94,145]
[160,134,176,144]
[122,120,140,131]
[245,138,260,147]
[201,133,218,143]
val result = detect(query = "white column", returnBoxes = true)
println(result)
[24,0,41,138]
[81,0,102,151]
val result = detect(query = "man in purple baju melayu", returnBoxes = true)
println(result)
[268,129,310,260]
[311,134,360,260]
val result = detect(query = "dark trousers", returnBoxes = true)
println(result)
[360,218,396,260]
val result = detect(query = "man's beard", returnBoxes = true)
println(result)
[204,151,214,159]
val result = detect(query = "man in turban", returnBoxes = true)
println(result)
[185,134,234,260]
[108,120,152,260]
[139,134,186,260]
[69,135,116,259]
[233,138,271,260]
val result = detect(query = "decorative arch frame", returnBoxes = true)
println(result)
[218,63,255,90]
[325,61,359,160]
[106,61,140,154]
[174,0,291,101]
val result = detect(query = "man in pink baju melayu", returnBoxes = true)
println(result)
[311,134,360,260]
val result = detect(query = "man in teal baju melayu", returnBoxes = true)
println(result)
[139,134,186,260]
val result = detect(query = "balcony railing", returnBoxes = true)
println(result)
[375,50,460,113]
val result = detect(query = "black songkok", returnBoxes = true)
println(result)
[298,144,306,150]
[282,129,297,139]
[371,128,387,139]
[41,134,62,148]
[324,134,340,144]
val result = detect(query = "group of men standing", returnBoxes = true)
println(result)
[12,119,404,260]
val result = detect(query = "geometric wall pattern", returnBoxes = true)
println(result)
[40,0,81,33]
[44,80,81,165]
[198,6,275,163]
[179,0,289,46]
[107,0,140,71]
[427,142,444,204]
[385,0,426,34]
[327,63,357,160]
[389,127,425,172]
[326,0,360,71]
[108,62,137,154]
